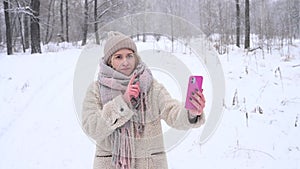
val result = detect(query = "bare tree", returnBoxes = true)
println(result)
[45,0,55,44]
[0,14,2,44]
[245,0,250,49]
[65,0,69,42]
[236,0,240,47]
[287,0,299,44]
[24,12,30,49]
[81,0,88,46]
[94,0,100,44]
[294,0,300,39]
[14,0,26,52]
[4,0,13,55]
[199,0,219,37]
[22,0,30,49]
[59,0,65,42]
[30,0,41,54]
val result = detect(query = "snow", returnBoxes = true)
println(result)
[0,49,94,169]
[0,39,300,169]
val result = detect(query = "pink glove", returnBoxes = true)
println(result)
[123,74,140,105]
[188,89,206,116]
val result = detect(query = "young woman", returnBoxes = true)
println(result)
[82,32,206,169]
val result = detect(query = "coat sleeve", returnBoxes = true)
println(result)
[81,82,134,142]
[154,81,205,130]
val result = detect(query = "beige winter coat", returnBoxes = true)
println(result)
[82,79,205,169]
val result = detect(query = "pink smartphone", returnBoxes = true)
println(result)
[185,76,203,110]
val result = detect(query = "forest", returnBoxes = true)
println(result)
[1,0,299,55]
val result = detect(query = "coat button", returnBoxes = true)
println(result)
[120,108,124,112]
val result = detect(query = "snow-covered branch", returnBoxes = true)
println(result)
[4,6,37,18]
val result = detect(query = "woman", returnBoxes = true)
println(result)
[82,32,206,169]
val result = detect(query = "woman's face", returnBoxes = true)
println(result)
[110,48,137,76]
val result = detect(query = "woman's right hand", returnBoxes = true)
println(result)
[123,74,140,105]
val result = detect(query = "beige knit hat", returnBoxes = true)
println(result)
[103,31,137,64]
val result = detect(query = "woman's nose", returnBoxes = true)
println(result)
[121,58,129,66]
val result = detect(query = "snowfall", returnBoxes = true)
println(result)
[0,37,299,169]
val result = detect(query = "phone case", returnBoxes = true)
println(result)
[185,76,203,110]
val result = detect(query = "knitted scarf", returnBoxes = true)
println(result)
[97,59,153,169]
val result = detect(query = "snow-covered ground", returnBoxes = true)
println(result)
[0,39,299,169]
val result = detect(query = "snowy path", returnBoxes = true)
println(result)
[0,50,94,169]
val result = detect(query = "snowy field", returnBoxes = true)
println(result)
[0,39,300,169]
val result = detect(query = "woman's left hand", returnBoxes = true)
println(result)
[188,89,206,116]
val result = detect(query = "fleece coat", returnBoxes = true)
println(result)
[82,79,205,169]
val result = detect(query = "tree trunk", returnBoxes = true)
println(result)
[65,0,69,42]
[236,0,240,47]
[22,0,30,49]
[94,0,100,44]
[30,0,41,54]
[244,0,250,49]
[0,14,2,44]
[15,0,26,52]
[82,0,88,46]
[18,14,26,52]
[45,0,54,44]
[296,0,300,39]
[4,0,13,55]
[60,0,65,42]
[24,14,30,49]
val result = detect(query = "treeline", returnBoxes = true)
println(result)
[1,0,299,55]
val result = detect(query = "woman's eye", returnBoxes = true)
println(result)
[127,54,134,58]
[115,55,122,59]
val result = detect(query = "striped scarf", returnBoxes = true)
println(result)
[97,59,153,169]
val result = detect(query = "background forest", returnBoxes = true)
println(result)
[1,0,299,55]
